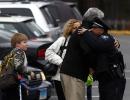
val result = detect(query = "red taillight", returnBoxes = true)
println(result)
[37,49,46,58]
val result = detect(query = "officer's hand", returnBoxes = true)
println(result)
[78,27,88,34]
[114,39,120,48]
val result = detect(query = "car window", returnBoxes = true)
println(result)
[0,37,8,43]
[41,4,77,25]
[25,21,46,37]
[0,29,13,43]
[0,8,33,17]
[71,6,82,20]
[40,6,58,28]
[0,23,18,33]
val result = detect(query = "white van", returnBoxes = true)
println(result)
[0,1,61,40]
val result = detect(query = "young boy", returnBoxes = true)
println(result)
[1,33,28,100]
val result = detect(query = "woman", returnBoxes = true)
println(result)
[1,33,28,100]
[45,19,81,100]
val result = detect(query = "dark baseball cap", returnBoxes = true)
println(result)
[91,17,109,30]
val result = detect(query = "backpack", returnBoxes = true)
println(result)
[96,50,126,80]
[108,50,126,79]
[0,51,15,75]
[0,51,18,90]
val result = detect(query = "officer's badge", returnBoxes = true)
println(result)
[100,35,109,40]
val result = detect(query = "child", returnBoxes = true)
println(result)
[1,33,28,100]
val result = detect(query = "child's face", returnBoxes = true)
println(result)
[16,40,28,51]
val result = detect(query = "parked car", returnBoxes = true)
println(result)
[0,0,82,40]
[0,15,53,42]
[0,28,52,71]
[28,0,83,20]
[65,2,83,20]
[0,1,61,40]
[30,0,83,29]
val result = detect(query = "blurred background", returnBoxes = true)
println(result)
[64,0,130,31]
[1,0,130,31]
[1,0,130,30]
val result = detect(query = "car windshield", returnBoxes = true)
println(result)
[0,21,46,39]
[0,8,33,17]
[25,21,47,38]
[0,23,19,33]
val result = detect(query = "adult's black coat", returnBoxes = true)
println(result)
[60,30,115,81]
[60,31,90,82]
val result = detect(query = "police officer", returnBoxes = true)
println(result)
[81,17,126,100]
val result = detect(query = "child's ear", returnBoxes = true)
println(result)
[15,42,21,47]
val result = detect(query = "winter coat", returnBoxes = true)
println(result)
[45,36,70,81]
[60,32,90,82]
[0,48,27,75]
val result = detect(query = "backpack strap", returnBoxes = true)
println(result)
[5,51,15,69]
[59,38,67,56]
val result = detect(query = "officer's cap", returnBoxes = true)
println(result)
[91,18,109,30]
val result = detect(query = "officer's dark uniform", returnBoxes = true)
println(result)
[81,18,126,100]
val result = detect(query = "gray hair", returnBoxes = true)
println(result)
[83,7,104,21]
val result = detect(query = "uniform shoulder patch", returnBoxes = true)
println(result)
[100,35,109,40]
